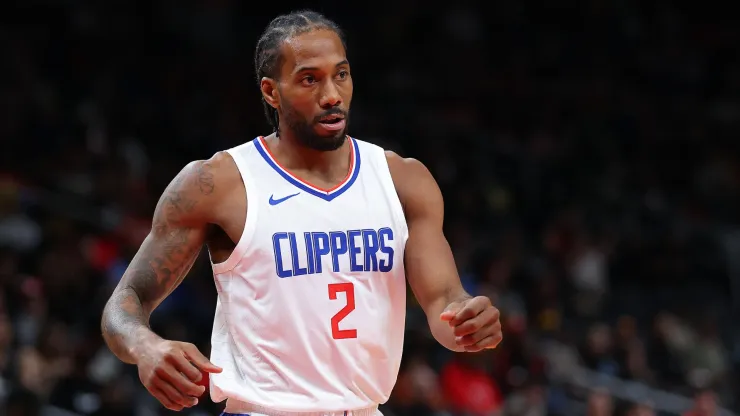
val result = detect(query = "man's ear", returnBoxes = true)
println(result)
[260,77,279,109]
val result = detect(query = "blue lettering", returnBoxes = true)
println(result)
[304,232,315,275]
[329,231,348,272]
[288,232,308,276]
[347,230,363,272]
[272,232,292,278]
[273,227,396,277]
[362,229,379,272]
[378,227,394,272]
[312,232,330,273]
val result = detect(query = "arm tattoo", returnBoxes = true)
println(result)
[197,161,215,195]
[101,161,214,362]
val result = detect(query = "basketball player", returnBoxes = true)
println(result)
[101,10,502,416]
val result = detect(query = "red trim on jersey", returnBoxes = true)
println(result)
[257,136,356,193]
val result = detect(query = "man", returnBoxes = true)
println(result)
[101,10,502,416]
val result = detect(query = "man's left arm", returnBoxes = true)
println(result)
[387,152,503,352]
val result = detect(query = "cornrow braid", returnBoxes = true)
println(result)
[254,10,346,137]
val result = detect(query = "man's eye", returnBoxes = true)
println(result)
[302,75,316,85]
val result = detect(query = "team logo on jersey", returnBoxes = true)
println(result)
[269,192,300,206]
[271,228,395,278]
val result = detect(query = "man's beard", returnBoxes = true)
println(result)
[281,102,348,151]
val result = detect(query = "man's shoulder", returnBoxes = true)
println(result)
[184,151,242,194]
[384,150,432,182]
[161,151,244,225]
[169,152,242,208]
[383,150,440,212]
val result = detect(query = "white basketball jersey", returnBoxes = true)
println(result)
[208,136,408,413]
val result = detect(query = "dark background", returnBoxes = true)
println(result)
[0,1,739,415]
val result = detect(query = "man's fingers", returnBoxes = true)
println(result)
[453,307,499,337]
[456,320,502,347]
[449,297,490,326]
[156,363,206,397]
[455,325,492,347]
[155,378,198,408]
[440,310,456,322]
[181,343,223,373]
[150,386,184,411]
[440,302,463,322]
[167,351,205,383]
[463,332,503,352]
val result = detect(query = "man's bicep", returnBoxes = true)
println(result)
[116,161,213,312]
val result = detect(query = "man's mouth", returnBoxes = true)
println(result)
[318,115,345,126]
[317,114,346,132]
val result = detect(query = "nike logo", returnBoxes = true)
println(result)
[269,192,300,206]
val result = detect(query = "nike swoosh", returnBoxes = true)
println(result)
[269,192,300,206]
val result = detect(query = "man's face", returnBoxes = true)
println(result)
[272,29,353,151]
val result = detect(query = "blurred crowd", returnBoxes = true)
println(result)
[1,1,739,415]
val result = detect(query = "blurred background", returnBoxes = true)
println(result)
[1,1,739,415]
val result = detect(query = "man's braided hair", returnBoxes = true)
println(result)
[254,10,346,136]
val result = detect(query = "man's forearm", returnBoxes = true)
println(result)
[427,290,473,352]
[101,287,162,364]
[102,231,201,364]
[101,160,214,364]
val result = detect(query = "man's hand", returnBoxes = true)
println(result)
[137,339,223,411]
[440,296,502,352]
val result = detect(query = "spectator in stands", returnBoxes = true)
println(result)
[581,323,619,377]
[626,403,656,416]
[683,389,718,416]
[440,352,504,416]
[586,389,613,416]
[614,315,653,383]
[500,379,547,416]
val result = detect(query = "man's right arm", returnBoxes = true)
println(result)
[101,159,216,364]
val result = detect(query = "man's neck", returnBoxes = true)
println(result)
[262,132,350,178]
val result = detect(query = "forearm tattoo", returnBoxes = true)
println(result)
[101,161,215,361]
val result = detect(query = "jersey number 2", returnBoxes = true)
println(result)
[328,283,357,339]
